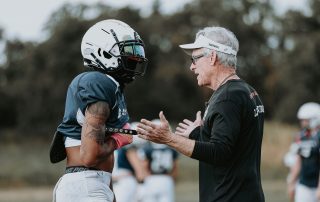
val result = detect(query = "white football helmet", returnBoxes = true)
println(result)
[297,102,320,120]
[81,19,148,83]
[297,102,320,129]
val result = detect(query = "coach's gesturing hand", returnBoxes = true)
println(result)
[175,111,202,138]
[137,111,174,144]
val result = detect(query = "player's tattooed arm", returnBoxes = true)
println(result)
[83,101,108,144]
[80,101,117,166]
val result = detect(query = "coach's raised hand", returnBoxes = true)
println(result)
[175,111,202,138]
[137,111,174,144]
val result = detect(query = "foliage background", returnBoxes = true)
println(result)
[0,0,319,201]
[1,0,319,135]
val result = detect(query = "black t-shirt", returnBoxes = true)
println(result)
[191,79,265,202]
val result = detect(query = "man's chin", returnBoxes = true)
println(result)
[197,81,204,86]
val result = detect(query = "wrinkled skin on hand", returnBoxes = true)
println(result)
[137,111,173,144]
[175,111,203,138]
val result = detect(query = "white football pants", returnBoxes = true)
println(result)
[53,170,113,202]
[295,183,317,202]
[140,175,174,202]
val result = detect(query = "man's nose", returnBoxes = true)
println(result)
[190,63,195,71]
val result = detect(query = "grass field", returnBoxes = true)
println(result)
[0,179,288,202]
[0,121,297,202]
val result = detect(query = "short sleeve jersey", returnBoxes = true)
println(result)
[143,144,178,174]
[116,146,135,173]
[57,71,129,139]
[191,79,265,202]
[297,130,320,188]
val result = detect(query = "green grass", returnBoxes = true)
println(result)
[0,180,289,202]
[0,121,297,201]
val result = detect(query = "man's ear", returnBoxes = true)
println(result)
[210,51,217,66]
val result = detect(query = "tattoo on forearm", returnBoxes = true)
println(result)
[87,101,109,116]
[82,101,109,145]
[83,122,105,145]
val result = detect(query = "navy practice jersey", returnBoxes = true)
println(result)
[297,130,320,188]
[116,146,138,173]
[57,71,129,139]
[144,144,178,174]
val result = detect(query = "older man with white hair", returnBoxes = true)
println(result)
[137,26,265,202]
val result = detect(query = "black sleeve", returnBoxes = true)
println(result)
[191,101,241,165]
[189,126,201,140]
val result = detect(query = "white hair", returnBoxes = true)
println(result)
[196,27,239,69]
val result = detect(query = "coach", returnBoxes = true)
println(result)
[137,26,265,202]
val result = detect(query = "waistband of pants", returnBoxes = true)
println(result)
[65,166,100,174]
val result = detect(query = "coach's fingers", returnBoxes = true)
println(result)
[175,129,189,138]
[183,119,193,125]
[178,122,189,129]
[175,126,186,133]
[137,123,153,134]
[196,111,202,122]
[159,111,168,124]
[138,134,148,140]
[139,119,156,129]
[136,126,145,134]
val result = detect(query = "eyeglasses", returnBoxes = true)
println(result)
[191,53,206,65]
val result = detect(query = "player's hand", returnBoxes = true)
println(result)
[135,169,150,183]
[111,123,133,149]
[316,186,320,201]
[137,111,174,144]
[175,111,202,138]
[287,183,295,202]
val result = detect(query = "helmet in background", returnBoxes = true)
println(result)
[297,102,320,129]
[81,19,148,83]
[310,116,320,129]
[297,102,320,120]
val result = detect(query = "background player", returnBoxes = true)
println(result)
[140,119,179,202]
[113,122,150,202]
[286,102,320,202]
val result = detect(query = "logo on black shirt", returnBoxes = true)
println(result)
[254,105,264,117]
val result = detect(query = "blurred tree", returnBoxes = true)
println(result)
[125,0,277,121]
[0,0,318,136]
[0,92,16,127]
[0,5,89,134]
[0,28,3,40]
[272,0,320,122]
